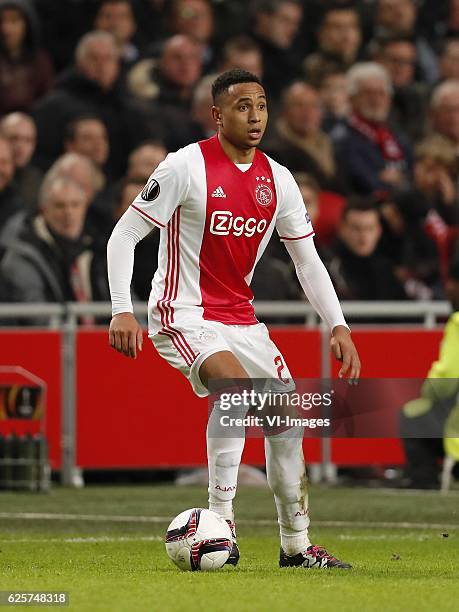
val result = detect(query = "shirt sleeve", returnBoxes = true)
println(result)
[130,149,190,228]
[285,238,349,332]
[275,168,315,242]
[107,208,152,315]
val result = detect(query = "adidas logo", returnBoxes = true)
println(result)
[211,186,226,198]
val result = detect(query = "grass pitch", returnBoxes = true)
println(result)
[1,485,458,611]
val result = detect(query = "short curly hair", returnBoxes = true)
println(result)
[212,69,262,103]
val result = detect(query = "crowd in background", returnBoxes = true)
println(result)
[1,0,459,324]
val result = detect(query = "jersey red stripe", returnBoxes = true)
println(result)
[279,231,315,241]
[130,204,165,228]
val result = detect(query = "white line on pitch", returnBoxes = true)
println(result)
[0,512,457,531]
[338,534,439,541]
[0,535,163,544]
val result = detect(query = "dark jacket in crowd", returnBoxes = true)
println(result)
[331,119,412,198]
[251,252,300,324]
[248,32,301,102]
[264,130,347,195]
[389,85,429,144]
[12,164,43,211]
[0,185,25,228]
[0,0,54,115]
[327,239,408,301]
[380,189,443,298]
[0,214,109,323]
[32,69,158,178]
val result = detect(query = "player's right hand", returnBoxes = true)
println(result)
[109,312,143,359]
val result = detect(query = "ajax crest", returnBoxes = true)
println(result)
[255,176,273,207]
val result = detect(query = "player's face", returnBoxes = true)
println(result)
[213,82,268,150]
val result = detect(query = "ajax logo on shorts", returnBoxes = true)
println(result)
[210,211,267,237]
[198,329,218,343]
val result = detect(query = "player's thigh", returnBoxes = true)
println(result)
[228,323,294,385]
[199,350,249,391]
[150,321,247,397]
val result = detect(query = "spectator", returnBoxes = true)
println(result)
[267,172,344,267]
[128,34,202,107]
[0,0,54,115]
[373,0,439,84]
[33,30,156,178]
[33,0,100,72]
[127,34,203,150]
[127,141,167,181]
[219,36,263,80]
[250,251,300,317]
[249,0,303,101]
[94,0,146,67]
[166,0,214,69]
[447,0,459,37]
[412,135,459,226]
[394,135,459,284]
[265,81,345,193]
[318,69,351,134]
[332,62,412,198]
[64,115,110,175]
[294,172,345,250]
[189,74,217,142]
[127,0,165,43]
[45,151,109,236]
[327,197,407,301]
[140,72,215,150]
[371,35,428,141]
[438,38,459,82]
[379,182,443,300]
[0,135,24,227]
[45,152,104,204]
[0,112,42,210]
[303,5,362,86]
[421,0,459,44]
[429,80,459,154]
[0,175,109,323]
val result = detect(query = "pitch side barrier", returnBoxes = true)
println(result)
[0,301,451,486]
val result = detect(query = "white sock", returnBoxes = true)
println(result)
[208,500,234,523]
[265,428,311,555]
[207,397,248,526]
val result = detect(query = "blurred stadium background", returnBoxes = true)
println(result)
[1,1,459,610]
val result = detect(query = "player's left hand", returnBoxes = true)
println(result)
[330,326,360,383]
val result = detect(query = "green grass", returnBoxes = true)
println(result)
[1,485,458,611]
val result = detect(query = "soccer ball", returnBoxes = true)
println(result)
[165,508,233,571]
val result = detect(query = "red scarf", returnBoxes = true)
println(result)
[349,113,405,163]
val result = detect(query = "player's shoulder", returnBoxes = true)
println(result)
[449,311,459,327]
[163,142,202,171]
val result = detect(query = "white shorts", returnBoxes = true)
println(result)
[150,317,294,397]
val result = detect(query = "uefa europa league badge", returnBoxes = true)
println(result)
[141,178,160,201]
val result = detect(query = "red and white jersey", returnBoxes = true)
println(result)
[130,135,314,334]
